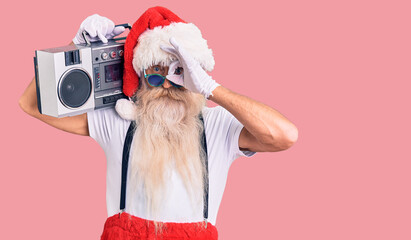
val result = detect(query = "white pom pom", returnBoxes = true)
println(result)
[115,98,137,121]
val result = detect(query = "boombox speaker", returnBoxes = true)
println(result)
[35,45,94,117]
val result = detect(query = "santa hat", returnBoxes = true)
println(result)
[116,6,214,120]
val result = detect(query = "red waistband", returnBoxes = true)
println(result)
[101,212,218,240]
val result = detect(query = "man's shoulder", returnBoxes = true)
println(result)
[89,107,127,121]
[87,107,131,143]
[87,107,130,129]
[201,106,233,127]
[202,105,230,118]
[201,105,224,116]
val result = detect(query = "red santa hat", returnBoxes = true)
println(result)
[116,6,214,120]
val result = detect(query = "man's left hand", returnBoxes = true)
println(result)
[160,37,220,98]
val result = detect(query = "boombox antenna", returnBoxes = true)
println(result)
[81,31,91,46]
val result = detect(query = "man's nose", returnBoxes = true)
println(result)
[162,79,173,89]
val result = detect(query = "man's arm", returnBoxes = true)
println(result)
[209,86,298,152]
[160,37,298,152]
[19,77,89,136]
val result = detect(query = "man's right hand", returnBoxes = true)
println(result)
[73,14,125,44]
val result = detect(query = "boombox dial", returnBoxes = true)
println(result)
[101,52,108,60]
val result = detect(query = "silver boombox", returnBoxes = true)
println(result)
[34,24,131,118]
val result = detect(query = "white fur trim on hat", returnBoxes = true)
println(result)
[115,98,137,121]
[133,22,215,73]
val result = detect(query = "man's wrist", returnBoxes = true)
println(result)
[207,85,223,101]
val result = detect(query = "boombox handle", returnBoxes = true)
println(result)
[81,23,132,46]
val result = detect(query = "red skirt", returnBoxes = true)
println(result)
[101,212,218,240]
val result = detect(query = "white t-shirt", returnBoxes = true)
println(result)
[87,106,256,225]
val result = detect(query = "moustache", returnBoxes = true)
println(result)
[149,87,187,101]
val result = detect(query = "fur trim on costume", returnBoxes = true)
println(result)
[133,22,215,75]
[115,98,137,121]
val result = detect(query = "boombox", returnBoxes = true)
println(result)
[34,24,131,118]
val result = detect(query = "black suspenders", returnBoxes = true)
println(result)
[119,115,209,222]
[119,121,136,211]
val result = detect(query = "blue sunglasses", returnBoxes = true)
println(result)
[144,69,183,88]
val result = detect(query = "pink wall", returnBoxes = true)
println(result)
[3,0,410,239]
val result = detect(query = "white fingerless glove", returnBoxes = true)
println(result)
[160,37,220,99]
[73,14,125,44]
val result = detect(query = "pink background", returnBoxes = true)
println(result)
[2,0,410,239]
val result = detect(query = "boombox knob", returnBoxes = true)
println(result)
[101,52,108,60]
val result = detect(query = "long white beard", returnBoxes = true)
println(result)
[128,81,207,223]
